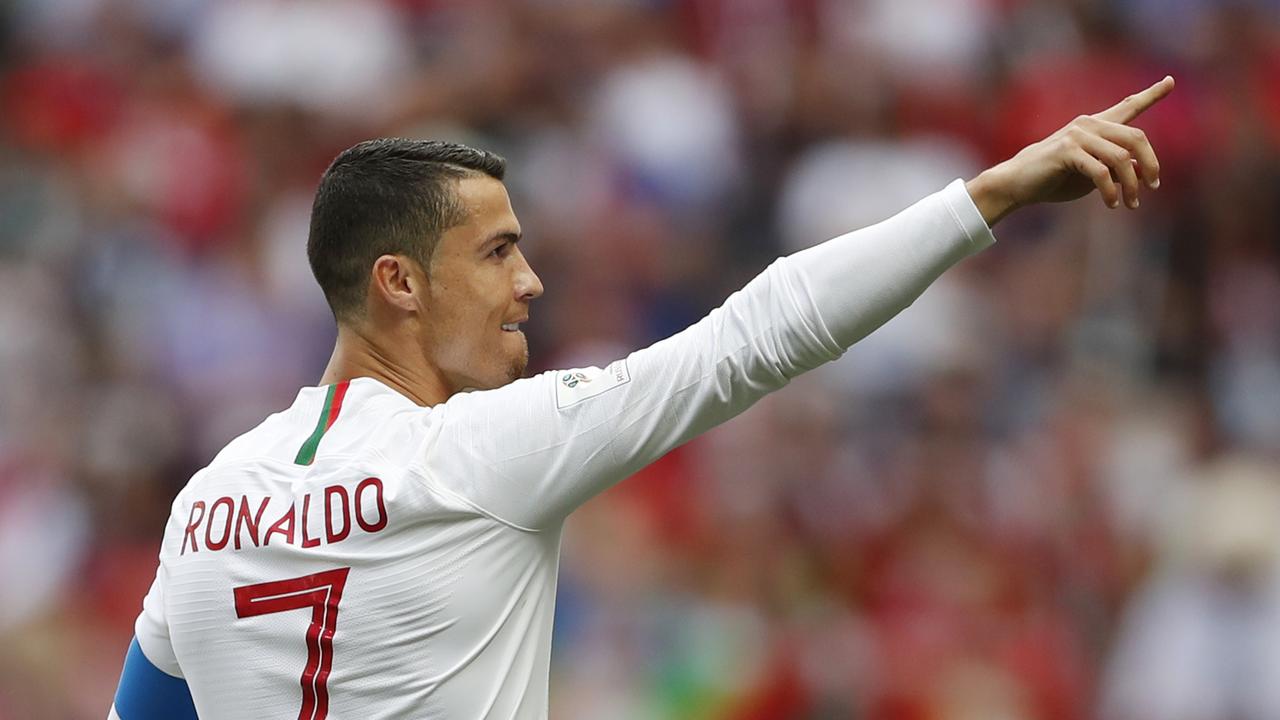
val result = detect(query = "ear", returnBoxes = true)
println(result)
[368,254,424,314]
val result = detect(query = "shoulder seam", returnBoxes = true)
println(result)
[403,464,543,534]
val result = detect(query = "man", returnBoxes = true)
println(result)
[109,77,1174,719]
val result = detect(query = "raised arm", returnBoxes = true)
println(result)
[426,79,1175,530]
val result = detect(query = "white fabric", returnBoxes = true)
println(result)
[130,180,993,719]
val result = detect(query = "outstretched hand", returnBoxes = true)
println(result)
[966,76,1175,226]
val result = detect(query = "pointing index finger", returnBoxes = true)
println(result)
[1095,76,1175,124]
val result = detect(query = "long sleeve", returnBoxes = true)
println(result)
[783,179,994,347]
[421,179,995,530]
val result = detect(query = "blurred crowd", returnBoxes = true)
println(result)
[2,0,1280,717]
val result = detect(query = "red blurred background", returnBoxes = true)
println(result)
[2,1,1280,718]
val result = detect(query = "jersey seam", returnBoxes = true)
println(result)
[773,257,845,359]
[134,621,186,679]
[403,463,543,535]
[943,193,974,250]
[942,179,996,253]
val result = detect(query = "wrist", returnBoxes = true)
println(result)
[965,166,1019,227]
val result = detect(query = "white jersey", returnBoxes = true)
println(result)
[125,180,993,719]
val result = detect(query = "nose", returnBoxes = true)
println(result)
[514,248,544,302]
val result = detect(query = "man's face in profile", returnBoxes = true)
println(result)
[417,175,543,394]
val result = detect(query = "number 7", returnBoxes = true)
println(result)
[234,568,350,720]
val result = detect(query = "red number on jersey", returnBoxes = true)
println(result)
[233,568,350,720]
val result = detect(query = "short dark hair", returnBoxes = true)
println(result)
[307,138,506,321]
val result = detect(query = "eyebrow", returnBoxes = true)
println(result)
[484,230,522,248]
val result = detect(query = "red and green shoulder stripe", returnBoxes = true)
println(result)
[294,380,350,466]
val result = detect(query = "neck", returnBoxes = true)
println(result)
[319,323,453,406]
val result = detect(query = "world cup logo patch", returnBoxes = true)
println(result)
[555,361,631,409]
[560,371,591,389]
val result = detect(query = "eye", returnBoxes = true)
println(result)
[490,241,513,259]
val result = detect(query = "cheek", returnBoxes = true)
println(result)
[426,271,508,348]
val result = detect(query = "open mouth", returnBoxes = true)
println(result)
[501,323,522,332]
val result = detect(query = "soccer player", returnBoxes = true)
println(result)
[108,77,1174,719]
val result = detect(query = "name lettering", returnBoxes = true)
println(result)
[180,478,389,555]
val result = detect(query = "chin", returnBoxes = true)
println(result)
[505,335,530,381]
[506,351,529,384]
[466,354,527,392]
[464,338,528,391]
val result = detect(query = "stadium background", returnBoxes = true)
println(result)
[2,0,1280,717]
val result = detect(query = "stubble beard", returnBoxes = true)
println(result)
[461,338,527,392]
[506,336,529,384]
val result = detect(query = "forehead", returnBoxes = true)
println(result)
[448,175,520,243]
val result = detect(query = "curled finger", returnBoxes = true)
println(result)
[1083,117,1161,189]
[1071,148,1120,209]
[1075,131,1142,208]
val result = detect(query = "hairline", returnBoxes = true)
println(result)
[336,168,503,325]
